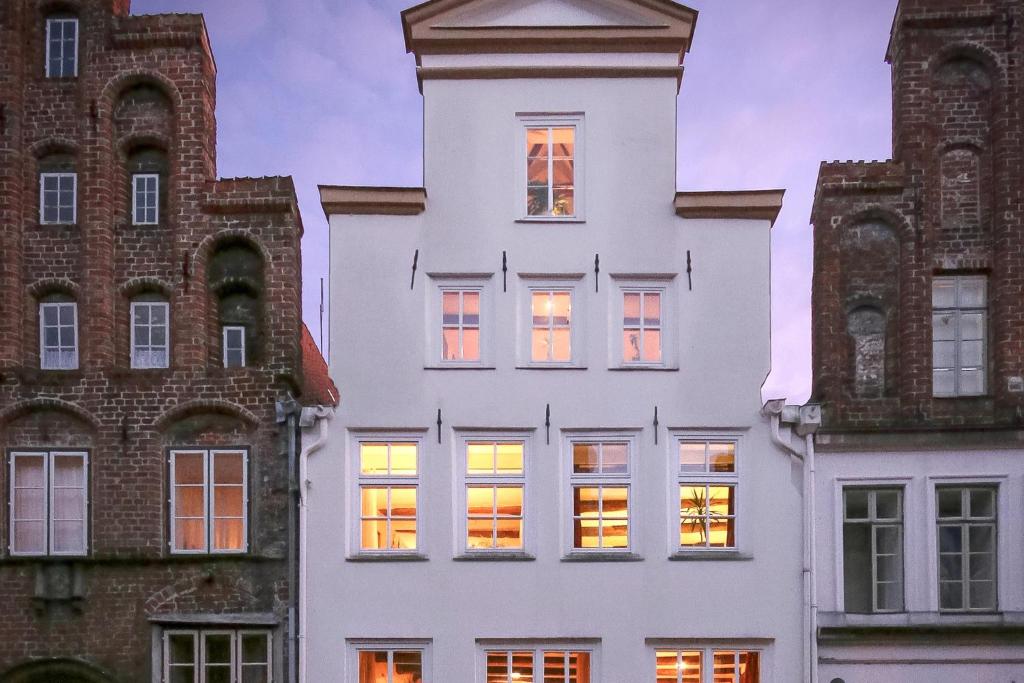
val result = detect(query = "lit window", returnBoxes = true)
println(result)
[39,172,77,224]
[442,289,480,362]
[655,649,760,682]
[623,290,662,364]
[170,449,247,554]
[531,290,572,363]
[131,300,169,369]
[464,440,525,552]
[677,440,737,549]
[937,485,997,611]
[163,630,271,683]
[485,649,592,683]
[356,647,424,683]
[223,325,246,368]
[9,451,87,556]
[570,440,631,551]
[526,126,575,217]
[132,173,159,225]
[45,17,78,78]
[843,488,903,613]
[39,300,78,370]
[932,275,986,397]
[358,442,419,553]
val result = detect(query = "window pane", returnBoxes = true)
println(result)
[462,327,481,361]
[174,453,205,485]
[679,443,706,473]
[487,652,510,683]
[969,489,995,518]
[602,443,628,474]
[175,519,205,551]
[937,489,962,518]
[532,328,550,362]
[738,652,759,683]
[843,523,872,612]
[496,486,523,516]
[551,293,571,325]
[393,651,423,683]
[624,293,641,326]
[213,486,243,517]
[875,490,900,520]
[708,443,735,472]
[359,651,389,682]
[467,442,495,474]
[390,443,417,475]
[643,293,661,325]
[642,329,661,362]
[551,127,574,156]
[573,444,599,474]
[169,633,196,664]
[204,634,232,663]
[932,313,956,341]
[213,453,243,485]
[467,486,495,517]
[442,292,460,325]
[623,329,641,362]
[241,634,269,664]
[495,443,524,474]
[933,278,956,307]
[213,518,243,551]
[175,487,204,518]
[360,444,388,475]
[551,328,571,362]
[959,277,986,307]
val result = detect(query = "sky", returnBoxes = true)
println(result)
[135,0,899,404]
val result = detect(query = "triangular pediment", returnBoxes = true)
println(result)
[402,0,697,58]
[439,0,664,29]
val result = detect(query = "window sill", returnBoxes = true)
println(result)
[38,222,78,229]
[515,364,588,371]
[561,551,643,562]
[669,550,751,561]
[453,552,535,562]
[346,553,429,562]
[609,365,679,372]
[424,364,496,371]
[515,217,586,225]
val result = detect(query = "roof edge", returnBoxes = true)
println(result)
[674,189,785,227]
[319,185,427,218]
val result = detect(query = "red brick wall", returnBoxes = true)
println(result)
[811,0,1024,430]
[0,1,304,679]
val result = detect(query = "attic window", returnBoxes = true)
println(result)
[519,114,584,221]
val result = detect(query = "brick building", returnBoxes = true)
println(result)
[0,1,328,681]
[809,0,1024,679]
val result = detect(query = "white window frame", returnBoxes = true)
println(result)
[39,300,79,370]
[477,641,598,683]
[933,482,999,613]
[45,17,78,78]
[162,628,273,683]
[169,449,249,555]
[426,275,494,369]
[8,450,88,557]
[650,643,768,683]
[348,639,431,683]
[518,275,586,369]
[455,431,533,558]
[349,433,426,559]
[610,276,677,369]
[841,486,905,614]
[932,274,987,397]
[563,431,637,556]
[517,113,585,222]
[130,300,170,369]
[222,325,246,368]
[39,172,77,224]
[670,433,742,555]
[132,173,160,225]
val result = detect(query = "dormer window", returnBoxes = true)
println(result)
[519,114,584,221]
[45,16,78,78]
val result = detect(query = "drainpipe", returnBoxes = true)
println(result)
[297,405,334,683]
[762,400,820,683]
[277,397,301,683]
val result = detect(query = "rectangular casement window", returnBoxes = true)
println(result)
[843,488,904,613]
[131,301,169,369]
[531,290,572,363]
[485,649,592,683]
[45,17,78,77]
[526,125,575,217]
[570,441,630,550]
[223,326,246,368]
[356,648,424,683]
[132,173,159,225]
[39,301,78,369]
[9,451,88,556]
[465,441,525,552]
[39,172,77,224]
[937,486,997,611]
[678,440,737,549]
[623,290,662,364]
[655,649,760,683]
[170,450,247,554]
[932,275,986,397]
[358,442,418,552]
[163,630,271,683]
[442,289,481,362]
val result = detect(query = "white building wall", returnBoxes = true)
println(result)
[814,448,1024,681]
[308,68,804,681]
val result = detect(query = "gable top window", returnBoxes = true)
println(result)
[45,16,78,78]
[132,174,159,225]
[223,325,246,368]
[932,275,986,397]
[520,114,583,221]
[40,172,77,224]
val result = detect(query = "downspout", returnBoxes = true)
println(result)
[277,397,301,683]
[805,431,819,683]
[298,405,334,683]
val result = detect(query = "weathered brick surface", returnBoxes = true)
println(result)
[811,0,1024,432]
[0,1,306,679]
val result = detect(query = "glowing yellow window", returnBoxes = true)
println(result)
[465,441,525,551]
[678,439,738,550]
[573,486,629,549]
[656,651,702,683]
[358,441,419,553]
[526,126,575,217]
[487,649,591,683]
[358,649,424,683]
